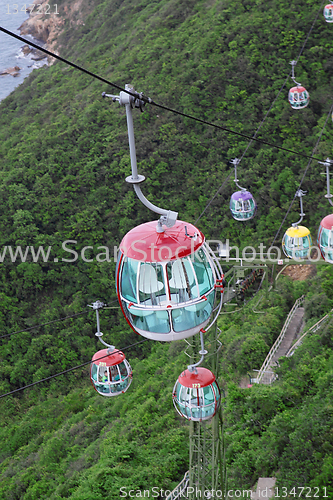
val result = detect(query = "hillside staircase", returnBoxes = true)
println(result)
[254,296,305,384]
[166,471,189,500]
[286,309,332,357]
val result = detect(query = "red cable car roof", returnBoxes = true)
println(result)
[92,348,125,366]
[289,86,307,93]
[320,213,333,229]
[119,220,204,262]
[178,367,216,388]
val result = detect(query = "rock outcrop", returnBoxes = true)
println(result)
[0,66,21,77]
[19,0,85,62]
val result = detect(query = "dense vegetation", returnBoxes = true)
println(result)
[0,0,333,497]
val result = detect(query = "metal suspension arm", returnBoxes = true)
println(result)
[319,158,333,207]
[103,85,178,231]
[290,60,301,86]
[231,158,246,191]
[88,301,115,352]
[292,189,306,227]
[188,330,208,372]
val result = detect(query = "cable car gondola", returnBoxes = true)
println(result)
[229,158,257,221]
[116,220,221,341]
[90,348,132,397]
[288,61,309,109]
[324,3,333,22]
[282,226,312,259]
[173,367,221,421]
[282,190,312,259]
[230,190,257,221]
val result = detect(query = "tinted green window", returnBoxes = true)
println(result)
[192,249,214,295]
[126,304,171,334]
[91,364,98,382]
[167,258,197,302]
[138,263,167,305]
[172,292,214,333]
[121,257,139,303]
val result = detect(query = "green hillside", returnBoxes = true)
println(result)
[0,0,333,497]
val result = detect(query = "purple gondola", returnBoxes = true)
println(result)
[230,190,257,221]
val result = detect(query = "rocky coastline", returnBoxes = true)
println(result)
[18,0,65,62]
[1,0,85,78]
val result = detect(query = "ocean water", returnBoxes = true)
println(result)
[0,0,48,102]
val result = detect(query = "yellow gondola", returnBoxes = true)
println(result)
[282,225,312,259]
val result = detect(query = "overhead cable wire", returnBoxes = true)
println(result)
[0,310,89,340]
[0,338,149,399]
[271,100,333,247]
[149,100,324,162]
[0,26,327,164]
[294,0,326,65]
[0,298,120,340]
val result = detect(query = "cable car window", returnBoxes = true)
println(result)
[203,385,214,404]
[177,385,191,417]
[138,262,167,305]
[172,292,214,332]
[121,257,139,303]
[95,367,111,394]
[167,258,196,302]
[243,200,251,211]
[118,361,128,379]
[192,249,214,295]
[236,201,243,211]
[327,229,333,250]
[91,364,98,382]
[191,387,204,405]
[126,304,171,334]
[320,227,329,248]
[110,365,120,382]
[212,382,221,401]
[302,237,309,248]
[98,366,109,383]
[115,251,122,293]
[177,384,188,403]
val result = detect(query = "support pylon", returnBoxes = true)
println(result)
[186,325,227,499]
